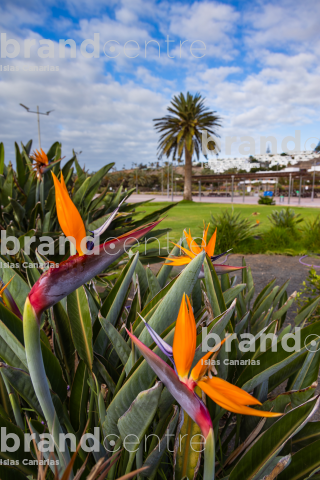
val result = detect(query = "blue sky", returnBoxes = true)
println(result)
[0,0,320,170]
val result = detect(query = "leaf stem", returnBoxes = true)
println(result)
[23,297,73,477]
[204,427,215,480]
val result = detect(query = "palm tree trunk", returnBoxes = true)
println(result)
[184,146,193,201]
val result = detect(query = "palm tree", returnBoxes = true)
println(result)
[154,92,221,200]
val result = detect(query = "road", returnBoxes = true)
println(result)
[128,193,320,207]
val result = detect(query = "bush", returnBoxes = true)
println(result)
[296,267,320,323]
[258,195,275,205]
[262,226,300,250]
[209,207,258,252]
[303,215,320,250]
[267,207,303,229]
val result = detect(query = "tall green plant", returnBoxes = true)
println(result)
[209,208,258,252]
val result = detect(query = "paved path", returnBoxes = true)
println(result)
[129,193,320,207]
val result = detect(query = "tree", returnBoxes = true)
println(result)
[315,141,320,153]
[153,92,221,200]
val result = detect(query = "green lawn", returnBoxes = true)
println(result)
[135,201,320,256]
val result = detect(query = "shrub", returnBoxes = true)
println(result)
[303,215,320,250]
[296,267,320,323]
[267,207,303,229]
[262,226,300,251]
[209,207,258,252]
[258,195,275,205]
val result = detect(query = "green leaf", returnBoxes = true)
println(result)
[0,363,43,417]
[229,396,320,480]
[272,291,297,322]
[251,287,279,324]
[204,255,225,317]
[0,317,27,369]
[52,302,76,381]
[0,261,30,315]
[117,382,162,473]
[294,296,320,326]
[146,267,161,298]
[0,466,28,480]
[15,142,26,188]
[67,286,93,371]
[291,421,320,450]
[94,253,139,355]
[277,438,320,480]
[223,284,246,307]
[69,360,89,434]
[137,252,205,350]
[142,406,179,478]
[93,355,116,394]
[0,415,37,476]
[99,315,131,366]
[134,259,149,300]
[105,329,174,437]
[237,321,320,391]
[0,142,4,175]
[156,243,181,288]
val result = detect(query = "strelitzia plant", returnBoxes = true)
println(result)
[30,148,61,180]
[23,171,161,474]
[164,224,243,275]
[127,294,281,480]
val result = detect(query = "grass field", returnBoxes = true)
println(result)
[135,201,320,256]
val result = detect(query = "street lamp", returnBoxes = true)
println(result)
[19,104,54,149]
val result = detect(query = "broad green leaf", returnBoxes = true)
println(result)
[156,243,181,288]
[93,355,116,394]
[52,302,76,382]
[253,278,277,309]
[229,396,320,480]
[294,296,320,326]
[67,286,93,371]
[136,252,205,350]
[0,261,30,314]
[251,287,279,324]
[142,406,179,478]
[0,142,4,175]
[223,284,246,307]
[0,363,43,417]
[204,256,225,317]
[236,321,320,391]
[146,267,161,299]
[134,259,149,300]
[69,360,89,434]
[291,421,320,450]
[277,438,320,480]
[94,253,139,355]
[105,329,174,437]
[99,315,131,366]
[15,142,26,188]
[0,415,37,476]
[272,291,297,321]
[117,382,162,473]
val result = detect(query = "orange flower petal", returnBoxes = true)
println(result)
[198,380,281,417]
[202,377,261,406]
[162,256,192,266]
[184,229,202,255]
[206,228,217,257]
[190,337,227,381]
[202,223,210,250]
[52,172,86,256]
[173,294,197,379]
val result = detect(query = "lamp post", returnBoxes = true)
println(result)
[19,104,54,149]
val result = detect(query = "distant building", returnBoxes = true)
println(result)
[204,151,319,173]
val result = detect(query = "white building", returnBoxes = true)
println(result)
[205,151,319,173]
